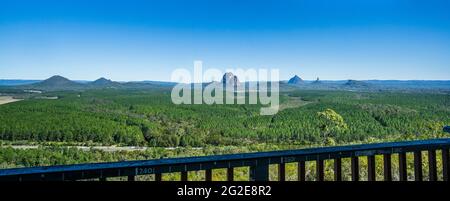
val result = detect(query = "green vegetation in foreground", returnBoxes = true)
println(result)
[0,89,448,147]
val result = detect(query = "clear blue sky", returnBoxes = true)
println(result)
[1,0,449,81]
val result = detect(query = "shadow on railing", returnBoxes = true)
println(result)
[0,138,449,181]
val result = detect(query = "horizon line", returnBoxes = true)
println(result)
[1,77,450,83]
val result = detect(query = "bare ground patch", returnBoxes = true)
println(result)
[0,96,23,105]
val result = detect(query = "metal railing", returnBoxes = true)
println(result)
[0,138,449,181]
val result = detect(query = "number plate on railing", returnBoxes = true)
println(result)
[136,167,154,175]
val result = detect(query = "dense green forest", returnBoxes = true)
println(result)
[0,88,449,180]
[0,89,448,147]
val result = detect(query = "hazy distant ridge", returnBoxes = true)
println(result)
[0,75,449,91]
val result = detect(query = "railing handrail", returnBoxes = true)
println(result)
[1,138,450,177]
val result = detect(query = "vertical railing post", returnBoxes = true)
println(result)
[383,154,392,181]
[298,161,306,181]
[227,167,234,181]
[398,152,407,181]
[249,159,270,181]
[367,155,376,181]
[205,169,212,181]
[316,159,324,181]
[428,149,437,181]
[413,151,422,181]
[443,148,449,181]
[181,171,188,181]
[351,156,359,181]
[155,173,162,181]
[334,158,342,181]
[278,163,285,181]
[128,175,135,181]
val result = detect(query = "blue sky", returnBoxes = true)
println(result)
[0,0,449,81]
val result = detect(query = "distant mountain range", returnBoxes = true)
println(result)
[0,75,176,91]
[30,75,85,90]
[343,79,371,88]
[91,77,120,86]
[287,75,303,84]
[0,74,449,92]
